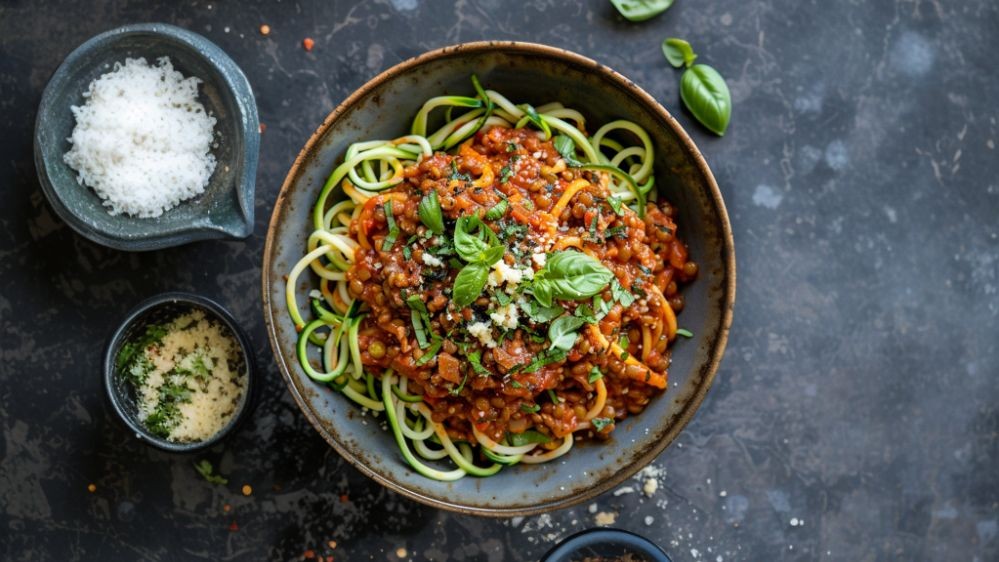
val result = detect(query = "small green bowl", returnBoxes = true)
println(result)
[34,23,259,251]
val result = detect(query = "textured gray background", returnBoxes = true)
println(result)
[1,1,997,561]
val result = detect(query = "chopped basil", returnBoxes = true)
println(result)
[605,225,627,240]
[547,389,561,404]
[485,199,509,220]
[450,372,468,395]
[515,348,567,374]
[588,214,599,240]
[506,142,517,152]
[467,351,492,377]
[520,403,541,414]
[607,195,625,215]
[676,328,694,338]
[494,290,512,306]
[523,300,565,323]
[415,337,442,366]
[574,303,597,323]
[507,429,551,446]
[588,366,603,383]
[402,246,412,260]
[381,200,399,251]
[410,309,429,348]
[553,135,583,167]
[418,190,444,234]
[510,380,523,389]
[591,417,614,431]
[449,160,471,181]
[499,165,513,183]
[611,279,636,307]
[194,460,228,485]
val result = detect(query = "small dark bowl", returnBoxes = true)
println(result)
[34,23,259,251]
[541,529,672,562]
[103,292,257,453]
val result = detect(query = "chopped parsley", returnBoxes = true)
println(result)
[591,417,614,431]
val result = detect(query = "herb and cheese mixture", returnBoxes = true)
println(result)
[63,57,218,218]
[117,310,245,442]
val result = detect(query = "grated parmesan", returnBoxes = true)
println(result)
[63,57,217,218]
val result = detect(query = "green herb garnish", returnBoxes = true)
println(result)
[418,190,444,234]
[507,429,551,446]
[520,403,541,414]
[532,250,614,307]
[611,0,674,22]
[382,200,399,251]
[588,366,603,383]
[194,460,228,485]
[485,199,509,220]
[676,328,694,338]
[591,417,614,431]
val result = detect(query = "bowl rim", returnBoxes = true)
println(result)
[540,528,672,562]
[103,291,258,453]
[262,40,736,516]
[33,22,259,252]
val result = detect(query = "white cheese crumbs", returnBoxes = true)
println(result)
[644,515,655,526]
[421,253,444,267]
[588,503,598,514]
[488,261,527,289]
[467,321,497,348]
[532,252,547,267]
[790,517,803,527]
[613,486,636,496]
[63,57,217,218]
[594,511,617,526]
[489,303,519,330]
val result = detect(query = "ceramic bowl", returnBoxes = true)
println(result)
[103,292,258,453]
[34,23,259,251]
[262,42,735,516]
[541,529,672,562]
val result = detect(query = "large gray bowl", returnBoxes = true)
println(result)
[263,42,736,516]
[34,23,259,251]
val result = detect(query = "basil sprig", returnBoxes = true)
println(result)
[418,190,444,234]
[451,215,506,308]
[663,38,732,136]
[507,429,552,446]
[610,0,674,22]
[532,250,614,307]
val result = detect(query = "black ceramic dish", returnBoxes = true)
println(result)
[34,23,259,251]
[103,292,257,453]
[540,528,672,562]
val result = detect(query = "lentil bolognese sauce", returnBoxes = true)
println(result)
[285,77,697,480]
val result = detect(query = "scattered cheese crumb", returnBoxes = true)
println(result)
[790,517,802,527]
[488,261,527,288]
[720,490,727,497]
[588,503,598,514]
[532,252,547,267]
[489,303,519,330]
[594,511,617,526]
[467,321,497,348]
[421,253,444,267]
[613,486,635,496]
[643,477,659,496]
[644,515,654,526]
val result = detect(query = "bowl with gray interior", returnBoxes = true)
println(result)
[262,41,735,516]
[34,23,259,251]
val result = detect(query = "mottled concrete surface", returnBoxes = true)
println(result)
[1,1,997,560]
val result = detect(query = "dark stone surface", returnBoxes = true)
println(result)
[1,1,997,560]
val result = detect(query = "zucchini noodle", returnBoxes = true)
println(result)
[286,76,692,481]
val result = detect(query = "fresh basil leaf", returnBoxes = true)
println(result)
[418,190,444,234]
[662,37,697,68]
[507,429,552,446]
[680,63,732,136]
[453,216,491,261]
[524,300,564,323]
[480,245,505,266]
[553,135,582,167]
[610,0,674,22]
[532,280,554,308]
[591,417,614,431]
[574,303,597,323]
[588,366,603,383]
[548,315,588,351]
[194,460,228,485]
[536,250,614,302]
[485,199,509,220]
[410,309,429,348]
[405,294,428,314]
[452,263,489,308]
